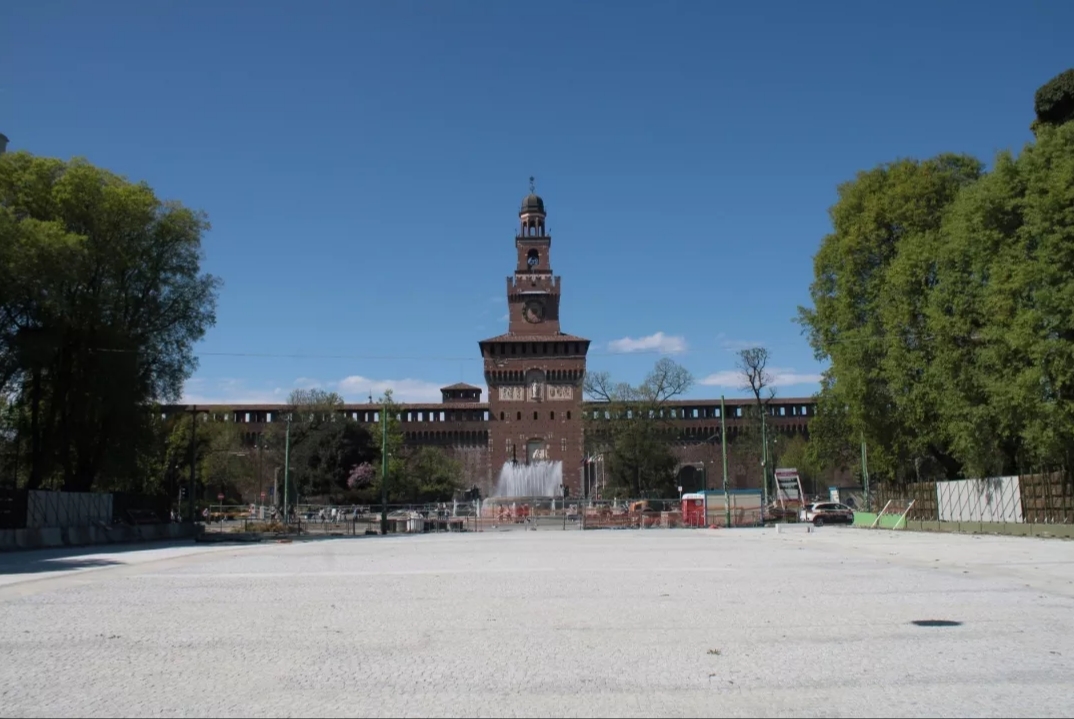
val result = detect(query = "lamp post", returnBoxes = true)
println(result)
[761,410,769,513]
[861,431,871,511]
[720,396,730,529]
[188,405,196,524]
[257,434,264,511]
[283,413,291,524]
[380,401,389,536]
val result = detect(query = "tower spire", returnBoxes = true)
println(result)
[529,176,535,194]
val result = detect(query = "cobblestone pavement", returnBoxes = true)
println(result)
[2,528,1073,718]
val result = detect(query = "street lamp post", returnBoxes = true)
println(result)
[188,405,196,524]
[283,413,292,524]
[761,410,769,513]
[720,396,730,529]
[380,401,389,536]
[257,434,264,511]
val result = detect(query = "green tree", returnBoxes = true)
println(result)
[803,376,858,478]
[160,407,252,504]
[263,389,375,503]
[584,358,692,498]
[799,69,1074,483]
[929,108,1074,474]
[1033,68,1074,130]
[404,446,464,504]
[798,154,983,483]
[0,152,219,492]
[367,390,410,504]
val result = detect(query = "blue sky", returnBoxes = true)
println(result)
[4,1,1071,404]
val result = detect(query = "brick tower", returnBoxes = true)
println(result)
[479,182,590,496]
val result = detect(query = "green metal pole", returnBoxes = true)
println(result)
[257,436,264,512]
[861,431,870,511]
[188,405,196,524]
[700,459,708,526]
[283,415,291,524]
[380,402,388,535]
[721,396,730,528]
[761,411,769,513]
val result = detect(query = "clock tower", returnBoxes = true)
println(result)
[507,181,562,335]
[479,182,590,496]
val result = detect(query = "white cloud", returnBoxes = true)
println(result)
[698,367,823,389]
[181,375,455,405]
[607,331,687,355]
[499,313,509,322]
[336,375,446,403]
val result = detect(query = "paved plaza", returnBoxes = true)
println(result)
[1,527,1073,718]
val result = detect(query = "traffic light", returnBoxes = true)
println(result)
[179,486,188,499]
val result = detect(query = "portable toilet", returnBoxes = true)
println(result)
[681,493,705,527]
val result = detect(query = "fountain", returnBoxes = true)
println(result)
[492,461,563,498]
[482,461,564,521]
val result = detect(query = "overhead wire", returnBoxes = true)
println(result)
[85,333,897,365]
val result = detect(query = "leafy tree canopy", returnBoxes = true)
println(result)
[0,152,219,491]
[799,72,1074,482]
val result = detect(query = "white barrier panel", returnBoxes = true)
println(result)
[26,491,113,529]
[936,477,1023,523]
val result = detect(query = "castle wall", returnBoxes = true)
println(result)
[159,397,832,499]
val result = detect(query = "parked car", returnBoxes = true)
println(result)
[800,502,855,526]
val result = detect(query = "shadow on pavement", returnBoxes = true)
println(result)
[0,557,124,575]
[0,538,194,575]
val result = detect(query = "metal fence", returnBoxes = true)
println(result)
[873,471,1074,525]
[197,497,769,536]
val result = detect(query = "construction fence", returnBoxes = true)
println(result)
[200,493,766,536]
[872,471,1074,525]
[0,488,172,530]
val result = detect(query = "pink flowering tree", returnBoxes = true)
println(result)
[347,462,376,490]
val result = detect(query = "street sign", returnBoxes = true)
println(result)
[217,493,224,501]
[260,492,266,498]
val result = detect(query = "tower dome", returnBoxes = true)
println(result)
[520,192,545,215]
[518,177,547,237]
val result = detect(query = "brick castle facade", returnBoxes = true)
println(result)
[167,188,817,497]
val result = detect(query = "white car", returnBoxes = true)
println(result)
[800,502,856,526]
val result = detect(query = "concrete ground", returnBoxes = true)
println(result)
[1,527,1073,718]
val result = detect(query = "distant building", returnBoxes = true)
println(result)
[164,189,820,496]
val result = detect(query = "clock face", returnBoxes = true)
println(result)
[527,253,539,267]
[523,300,545,323]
